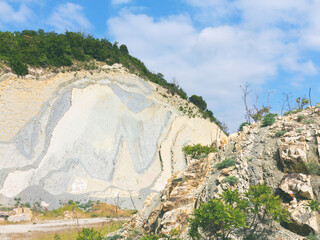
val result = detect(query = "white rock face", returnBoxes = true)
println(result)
[0,69,224,208]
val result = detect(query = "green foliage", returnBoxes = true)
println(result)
[306,232,320,240]
[275,130,285,137]
[189,95,207,111]
[261,113,278,127]
[106,235,121,240]
[306,200,320,212]
[239,122,250,131]
[119,44,129,54]
[140,229,181,240]
[9,58,28,76]
[77,228,104,240]
[296,97,309,110]
[251,106,270,122]
[306,162,320,175]
[0,29,227,134]
[297,115,305,122]
[54,234,62,240]
[189,185,291,240]
[215,158,236,169]
[189,198,246,240]
[182,144,216,159]
[223,176,238,185]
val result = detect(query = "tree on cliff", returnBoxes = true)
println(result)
[189,95,207,111]
[188,184,291,240]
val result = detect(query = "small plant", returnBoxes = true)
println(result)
[25,202,31,208]
[296,128,304,133]
[261,113,278,127]
[182,144,216,159]
[297,115,305,122]
[305,200,320,212]
[54,234,62,240]
[296,96,309,110]
[223,176,238,185]
[306,232,320,240]
[275,130,285,137]
[303,119,315,124]
[77,228,104,240]
[239,122,250,131]
[306,162,320,175]
[106,235,121,240]
[14,197,21,207]
[215,158,236,169]
[179,106,183,111]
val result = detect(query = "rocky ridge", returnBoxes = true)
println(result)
[120,106,320,239]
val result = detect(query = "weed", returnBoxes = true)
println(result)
[275,130,285,137]
[223,176,238,185]
[215,158,237,169]
[297,115,305,122]
[262,113,278,127]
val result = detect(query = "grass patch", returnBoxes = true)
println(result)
[215,158,236,169]
[261,113,278,127]
[182,144,216,159]
[30,221,122,240]
[274,130,285,137]
[223,176,238,185]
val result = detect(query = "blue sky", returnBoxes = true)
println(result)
[2,0,320,132]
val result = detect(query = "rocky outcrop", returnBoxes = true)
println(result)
[124,107,320,239]
[0,65,224,209]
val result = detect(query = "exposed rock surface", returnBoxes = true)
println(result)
[0,65,224,209]
[121,107,320,239]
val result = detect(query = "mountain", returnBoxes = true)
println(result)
[0,64,225,209]
[118,107,320,239]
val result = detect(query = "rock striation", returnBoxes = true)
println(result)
[0,65,224,209]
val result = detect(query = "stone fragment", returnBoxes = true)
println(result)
[279,173,314,200]
[279,142,307,173]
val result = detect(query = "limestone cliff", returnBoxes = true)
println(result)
[0,64,225,209]
[121,107,320,239]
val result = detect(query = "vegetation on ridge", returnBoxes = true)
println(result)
[0,29,227,134]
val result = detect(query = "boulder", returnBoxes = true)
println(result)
[279,173,314,200]
[279,142,308,173]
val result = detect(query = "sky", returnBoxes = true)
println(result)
[2,0,320,132]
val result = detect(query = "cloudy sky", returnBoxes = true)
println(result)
[2,0,320,132]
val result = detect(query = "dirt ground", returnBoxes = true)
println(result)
[0,217,127,240]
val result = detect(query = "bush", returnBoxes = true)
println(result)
[188,185,291,240]
[215,158,236,169]
[306,162,320,175]
[77,228,104,240]
[297,115,305,122]
[189,95,207,111]
[275,130,285,137]
[306,233,320,240]
[239,122,250,131]
[223,176,238,185]
[261,113,278,127]
[9,58,28,76]
[182,144,216,159]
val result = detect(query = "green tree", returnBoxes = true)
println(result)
[189,185,291,240]
[189,95,207,111]
[77,228,104,240]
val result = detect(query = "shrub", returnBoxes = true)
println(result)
[239,122,250,131]
[189,95,207,111]
[215,158,236,169]
[9,58,28,76]
[223,176,238,185]
[188,185,291,240]
[182,144,216,159]
[261,113,278,127]
[275,130,285,137]
[77,228,104,240]
[306,162,320,175]
[297,115,305,122]
[306,233,320,240]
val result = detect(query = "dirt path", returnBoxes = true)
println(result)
[0,217,127,240]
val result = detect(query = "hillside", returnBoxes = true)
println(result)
[117,106,320,239]
[0,64,225,210]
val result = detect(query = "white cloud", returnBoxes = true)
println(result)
[48,2,92,33]
[107,2,319,132]
[111,0,132,5]
[0,1,32,24]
